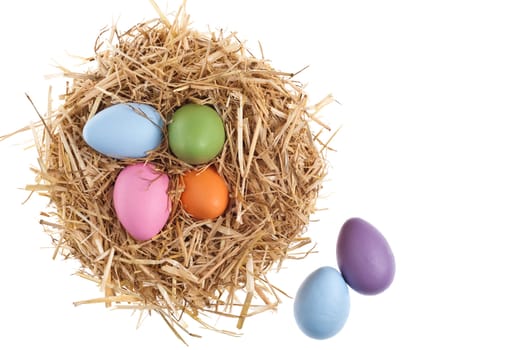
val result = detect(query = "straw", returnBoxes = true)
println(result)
[15,2,333,342]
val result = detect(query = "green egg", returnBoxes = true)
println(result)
[168,104,226,165]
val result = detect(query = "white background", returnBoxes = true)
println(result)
[1,0,526,349]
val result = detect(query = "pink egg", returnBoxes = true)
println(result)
[113,163,171,241]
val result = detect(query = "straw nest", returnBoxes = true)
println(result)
[22,4,332,342]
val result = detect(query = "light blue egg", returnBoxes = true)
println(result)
[82,103,164,159]
[294,266,350,339]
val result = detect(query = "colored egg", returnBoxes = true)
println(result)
[168,104,225,165]
[113,163,171,241]
[180,167,228,220]
[294,266,350,340]
[336,218,395,295]
[83,103,164,159]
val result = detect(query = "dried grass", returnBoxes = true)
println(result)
[16,2,333,343]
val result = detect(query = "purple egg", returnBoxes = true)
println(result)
[336,218,395,295]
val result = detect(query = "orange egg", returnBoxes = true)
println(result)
[180,167,229,220]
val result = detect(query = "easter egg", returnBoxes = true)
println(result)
[83,103,164,159]
[180,167,228,220]
[294,266,350,340]
[336,218,395,295]
[113,163,171,241]
[168,104,225,164]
